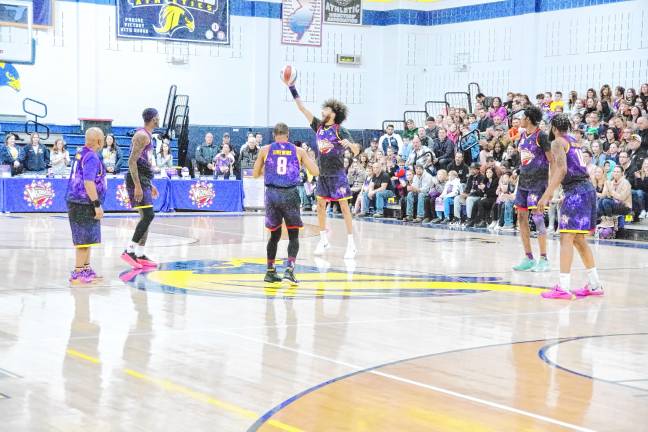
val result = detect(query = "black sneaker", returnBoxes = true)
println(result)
[264,269,282,283]
[282,268,299,285]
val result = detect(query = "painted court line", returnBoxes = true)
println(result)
[214,329,596,432]
[65,349,302,432]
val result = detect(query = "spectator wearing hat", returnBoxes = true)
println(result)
[454,162,483,226]
[425,116,439,142]
[364,137,380,160]
[378,124,404,155]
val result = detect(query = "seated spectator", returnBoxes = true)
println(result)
[446,151,469,184]
[50,138,70,175]
[213,142,235,179]
[433,170,460,224]
[417,127,431,148]
[602,128,619,153]
[474,167,499,228]
[364,137,380,160]
[582,149,596,178]
[637,117,648,151]
[492,171,516,230]
[406,136,433,169]
[598,166,632,217]
[425,116,439,141]
[358,152,370,168]
[0,133,23,175]
[240,133,260,170]
[354,166,374,216]
[196,132,218,175]
[458,123,479,163]
[433,128,454,169]
[489,97,508,121]
[502,143,520,169]
[347,158,367,207]
[447,123,460,145]
[386,147,398,166]
[406,164,433,222]
[426,169,448,222]
[100,134,123,174]
[456,162,483,227]
[549,91,564,112]
[607,142,620,164]
[479,141,494,167]
[361,162,395,218]
[493,141,505,162]
[477,107,494,132]
[156,141,174,170]
[603,159,616,180]
[632,158,648,220]
[380,125,404,155]
[591,141,606,166]
[403,119,417,141]
[20,132,50,173]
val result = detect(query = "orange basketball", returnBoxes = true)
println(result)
[280,64,298,85]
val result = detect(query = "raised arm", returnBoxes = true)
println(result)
[128,132,149,189]
[288,84,314,125]
[537,138,567,212]
[297,146,319,177]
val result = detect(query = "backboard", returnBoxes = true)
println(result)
[0,0,35,64]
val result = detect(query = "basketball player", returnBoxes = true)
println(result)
[121,108,160,268]
[512,106,552,272]
[65,127,106,285]
[253,122,320,284]
[537,114,602,299]
[285,82,360,259]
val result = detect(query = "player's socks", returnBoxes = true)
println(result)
[314,231,330,255]
[559,273,571,292]
[344,234,357,259]
[287,257,296,269]
[526,252,534,260]
[586,267,601,288]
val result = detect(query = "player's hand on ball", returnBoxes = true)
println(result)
[152,185,159,199]
[95,206,104,220]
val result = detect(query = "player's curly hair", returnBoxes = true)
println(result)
[550,113,571,133]
[322,99,348,124]
[523,106,543,126]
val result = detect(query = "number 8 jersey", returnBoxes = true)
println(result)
[264,141,301,188]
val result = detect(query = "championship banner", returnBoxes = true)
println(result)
[117,0,230,45]
[324,0,362,26]
[281,0,322,47]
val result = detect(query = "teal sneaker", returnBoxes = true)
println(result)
[532,258,550,272]
[513,257,536,271]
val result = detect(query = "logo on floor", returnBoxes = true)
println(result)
[120,259,544,299]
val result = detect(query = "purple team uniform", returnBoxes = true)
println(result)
[126,128,154,209]
[559,135,597,233]
[310,118,353,201]
[66,147,107,247]
[515,128,551,210]
[264,142,304,231]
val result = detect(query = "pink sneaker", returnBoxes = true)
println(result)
[136,255,158,268]
[572,283,604,298]
[119,268,143,283]
[541,285,574,300]
[121,251,143,269]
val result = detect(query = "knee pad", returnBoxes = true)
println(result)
[532,212,546,235]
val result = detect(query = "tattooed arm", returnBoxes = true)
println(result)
[128,132,149,202]
[537,138,567,213]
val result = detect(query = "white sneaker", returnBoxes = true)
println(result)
[488,221,497,230]
[640,210,647,220]
[314,240,330,255]
[344,244,357,259]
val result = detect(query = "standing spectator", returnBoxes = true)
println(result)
[632,158,648,220]
[156,141,174,169]
[240,133,260,170]
[100,134,123,174]
[446,151,469,184]
[598,166,632,217]
[455,162,483,227]
[50,138,70,175]
[361,162,394,218]
[212,142,235,179]
[474,167,499,228]
[504,92,514,111]
[20,132,50,173]
[0,133,23,175]
[379,125,403,154]
[405,164,433,222]
[625,88,638,106]
[195,133,218,175]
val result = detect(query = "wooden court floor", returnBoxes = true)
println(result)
[0,213,647,432]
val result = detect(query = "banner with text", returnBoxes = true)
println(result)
[281,0,322,47]
[324,0,361,26]
[117,0,230,45]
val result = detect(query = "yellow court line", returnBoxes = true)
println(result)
[66,349,302,432]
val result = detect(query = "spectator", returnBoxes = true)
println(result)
[361,162,395,218]
[213,142,235,179]
[627,134,646,172]
[435,170,461,224]
[603,159,616,180]
[567,91,579,112]
[502,143,521,170]
[425,116,439,141]
[455,162,483,227]
[358,153,370,169]
[406,136,433,169]
[597,99,612,123]
[50,138,70,175]
[598,165,632,217]
[364,137,380,160]
[156,141,174,170]
[378,124,404,154]
[592,166,606,197]
[240,133,260,170]
[632,158,648,220]
[591,141,606,166]
[493,171,516,230]
[474,167,499,228]
[600,84,612,102]
[0,133,23,175]
[601,128,619,153]
[417,127,431,148]
[100,134,123,174]
[586,88,598,100]
[433,128,454,169]
[546,186,563,236]
[639,83,648,109]
[625,88,638,106]
[458,123,479,163]
[354,166,373,216]
[403,119,417,140]
[504,92,514,111]
[406,164,433,222]
[446,151,469,184]
[297,168,314,211]
[550,91,564,112]
[20,132,49,173]
[238,132,253,156]
[477,107,494,132]
[196,133,218,175]
[607,143,620,164]
[347,158,367,207]
[582,149,596,178]
[479,140,494,167]
[488,97,507,120]
[637,117,648,151]
[629,106,643,128]
[613,86,625,111]
[423,169,447,223]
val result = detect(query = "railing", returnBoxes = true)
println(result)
[22,98,50,140]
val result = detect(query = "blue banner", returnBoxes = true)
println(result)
[33,0,53,27]
[117,0,230,44]
[169,179,243,212]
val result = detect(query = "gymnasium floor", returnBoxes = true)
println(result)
[0,213,647,432]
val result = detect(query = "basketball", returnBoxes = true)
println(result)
[280,64,298,85]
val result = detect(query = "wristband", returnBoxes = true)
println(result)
[289,85,299,99]
[92,200,101,208]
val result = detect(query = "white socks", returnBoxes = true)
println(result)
[586,267,601,289]
[135,244,144,257]
[559,273,571,292]
[347,234,355,247]
[127,241,137,253]
[320,231,329,244]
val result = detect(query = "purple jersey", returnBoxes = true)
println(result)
[132,128,154,180]
[563,135,589,185]
[310,118,352,176]
[518,128,550,189]
[264,142,301,188]
[66,146,107,204]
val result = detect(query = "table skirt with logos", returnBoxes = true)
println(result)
[0,177,244,213]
